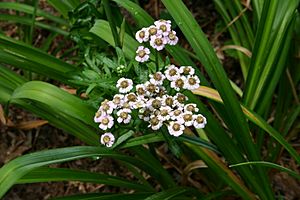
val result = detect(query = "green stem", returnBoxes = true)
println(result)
[102,0,121,48]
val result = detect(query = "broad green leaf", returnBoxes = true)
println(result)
[0,35,76,84]
[47,0,80,18]
[19,167,153,191]
[0,14,68,36]
[243,0,299,110]
[160,1,272,198]
[185,143,256,200]
[52,193,153,200]
[90,20,160,70]
[9,81,98,145]
[193,86,300,165]
[0,146,173,198]
[0,2,68,25]
[144,187,198,200]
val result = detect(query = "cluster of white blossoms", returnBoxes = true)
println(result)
[135,20,179,63]
[95,65,207,147]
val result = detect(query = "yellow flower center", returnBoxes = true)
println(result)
[102,118,109,125]
[127,94,136,102]
[147,83,156,93]
[172,123,181,131]
[150,117,159,125]
[169,69,177,76]
[169,32,176,40]
[177,94,186,103]
[121,81,129,88]
[149,27,157,35]
[187,105,195,112]
[137,88,145,95]
[160,24,167,32]
[183,67,191,74]
[120,112,128,119]
[174,110,181,116]
[152,99,161,109]
[155,38,163,46]
[183,114,192,121]
[165,97,173,106]
[138,50,146,58]
[175,79,184,88]
[153,72,162,81]
[196,116,204,123]
[103,135,111,143]
[95,111,102,118]
[188,77,196,85]
[139,31,145,38]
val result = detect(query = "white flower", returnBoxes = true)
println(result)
[135,46,150,63]
[138,108,151,121]
[184,103,199,113]
[146,97,162,111]
[136,84,147,97]
[135,27,149,43]
[170,76,186,91]
[94,109,106,123]
[193,114,207,129]
[180,111,194,126]
[157,106,172,121]
[116,78,133,93]
[164,65,180,81]
[154,20,171,36]
[167,30,178,45]
[168,121,185,137]
[148,25,161,38]
[117,108,132,124]
[99,100,116,114]
[174,93,188,106]
[148,115,163,130]
[161,95,175,107]
[179,66,195,75]
[99,115,114,130]
[112,94,125,108]
[150,35,167,51]
[144,81,159,96]
[170,108,183,120]
[125,93,144,109]
[149,72,165,85]
[100,132,115,147]
[184,75,200,90]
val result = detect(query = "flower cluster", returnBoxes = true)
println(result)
[135,20,178,63]
[95,65,207,147]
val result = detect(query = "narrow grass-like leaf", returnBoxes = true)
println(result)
[0,35,75,84]
[243,0,299,110]
[11,81,95,127]
[0,2,68,25]
[18,167,153,191]
[193,86,300,165]
[161,0,257,159]
[130,146,176,189]
[160,1,272,198]
[0,14,68,35]
[230,161,300,180]
[9,81,98,144]
[144,187,198,200]
[52,193,153,200]
[0,146,173,198]
[185,143,256,200]
[47,0,79,18]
